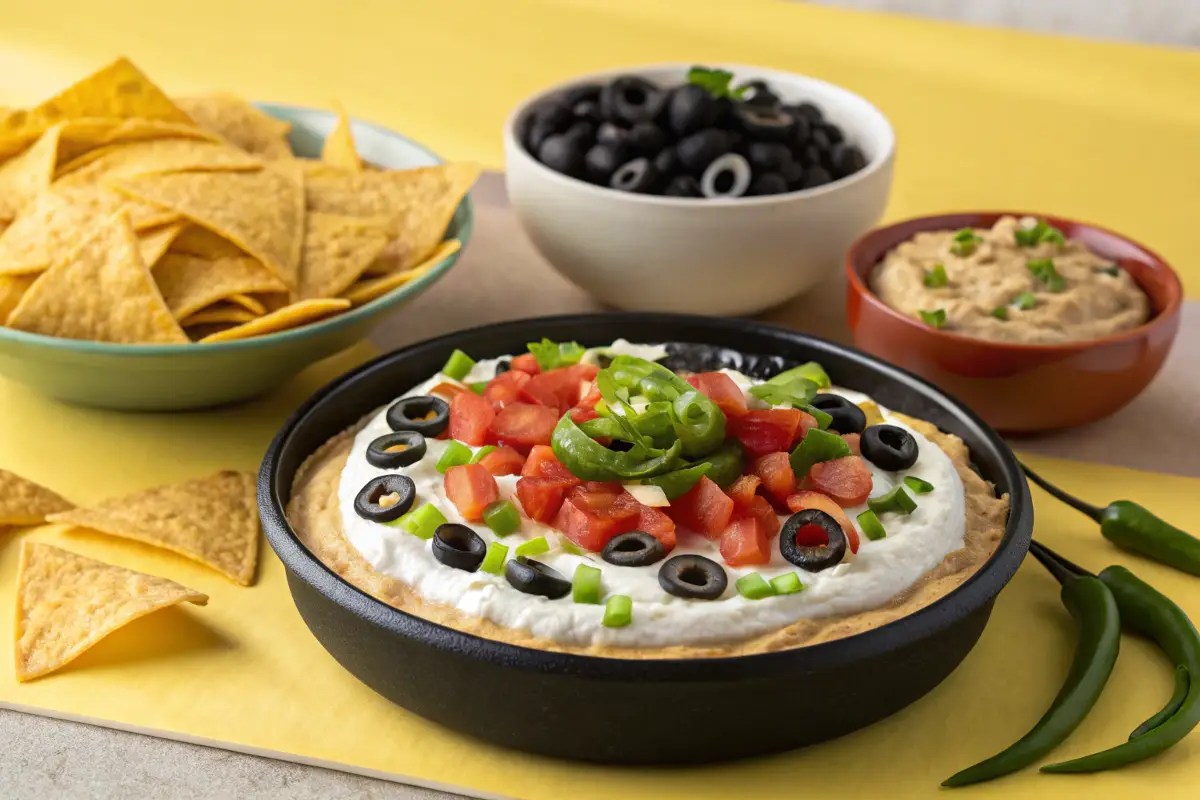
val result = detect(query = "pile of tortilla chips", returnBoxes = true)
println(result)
[0,57,477,344]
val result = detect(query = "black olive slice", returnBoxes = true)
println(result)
[667,83,720,137]
[658,554,727,600]
[749,173,789,196]
[810,394,867,435]
[736,79,781,109]
[386,395,449,436]
[676,128,730,173]
[572,100,600,123]
[653,146,680,178]
[609,158,660,194]
[537,133,585,178]
[861,424,919,471]
[494,359,511,375]
[584,143,623,184]
[600,76,666,125]
[366,431,427,469]
[664,174,702,197]
[595,121,629,149]
[829,143,868,179]
[505,557,572,599]
[745,141,792,172]
[699,153,751,199]
[799,166,833,190]
[735,106,794,142]
[780,509,847,572]
[602,531,666,568]
[433,524,487,572]
[353,475,416,523]
[787,101,824,122]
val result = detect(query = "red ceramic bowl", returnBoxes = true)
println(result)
[845,212,1182,433]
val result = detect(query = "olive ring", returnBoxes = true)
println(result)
[365,431,427,469]
[780,509,848,572]
[810,393,867,435]
[658,554,728,600]
[386,395,450,437]
[505,557,572,599]
[432,524,487,572]
[602,531,666,568]
[353,475,416,523]
[861,424,919,472]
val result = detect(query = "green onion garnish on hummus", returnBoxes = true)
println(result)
[1027,258,1067,292]
[949,228,983,257]
[923,264,949,288]
[1014,219,1066,247]
[1014,292,1038,310]
[990,306,1009,320]
[919,309,947,328]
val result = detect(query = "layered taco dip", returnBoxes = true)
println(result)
[289,340,1009,657]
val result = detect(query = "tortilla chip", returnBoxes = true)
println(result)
[0,185,181,276]
[137,221,187,269]
[180,304,258,327]
[56,138,262,187]
[0,274,35,323]
[55,118,220,164]
[111,160,304,290]
[168,224,245,260]
[14,542,208,682]
[0,58,191,142]
[305,162,477,271]
[342,238,461,306]
[199,298,350,343]
[7,209,188,344]
[0,469,73,525]
[297,212,390,299]
[47,470,259,585]
[226,293,266,315]
[320,102,362,172]
[152,253,287,322]
[0,124,62,220]
[173,94,292,159]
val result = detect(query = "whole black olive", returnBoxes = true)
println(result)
[789,114,812,148]
[780,509,847,572]
[830,143,868,178]
[788,101,824,122]
[602,531,667,567]
[711,96,734,128]
[505,557,572,599]
[584,143,624,184]
[534,100,574,131]
[432,523,487,572]
[537,133,585,177]
[797,144,822,168]
[523,117,557,154]
[799,166,833,190]
[676,128,730,173]
[781,159,806,187]
[819,122,845,146]
[663,174,702,197]
[596,121,630,149]
[745,141,792,172]
[667,83,720,137]
[658,554,727,600]
[564,120,597,148]
[563,82,603,107]
[653,146,681,178]
[366,430,427,469]
[734,105,794,142]
[494,359,511,375]
[736,79,781,109]
[861,424,919,471]
[699,152,752,199]
[811,127,833,153]
[571,100,600,122]
[386,395,449,436]
[609,157,660,193]
[600,76,666,124]
[627,121,667,155]
[749,173,789,196]
[810,394,867,434]
[353,475,416,523]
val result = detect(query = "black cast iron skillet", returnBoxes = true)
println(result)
[259,313,1032,764]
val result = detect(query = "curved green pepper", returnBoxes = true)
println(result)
[551,415,682,482]
[691,440,744,489]
[606,355,725,457]
[645,463,711,499]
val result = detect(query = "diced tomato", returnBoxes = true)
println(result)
[786,490,861,553]
[487,402,560,453]
[685,372,748,417]
[636,504,677,552]
[521,364,599,412]
[745,495,782,538]
[728,409,814,458]
[521,445,579,483]
[728,474,762,513]
[578,378,603,408]
[719,516,771,566]
[751,452,797,507]
[476,445,525,476]
[569,406,600,424]
[482,370,531,408]
[510,353,540,374]
[808,456,873,507]
[568,362,600,384]
[448,390,496,446]
[427,381,466,399]
[667,476,735,538]
[444,463,499,522]
[552,485,640,551]
[516,476,574,522]
[842,433,861,456]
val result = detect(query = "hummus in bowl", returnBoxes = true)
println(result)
[287,338,1009,658]
[870,216,1150,344]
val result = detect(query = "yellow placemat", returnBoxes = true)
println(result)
[2,346,1199,800]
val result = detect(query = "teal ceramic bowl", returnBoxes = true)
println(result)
[0,104,473,411]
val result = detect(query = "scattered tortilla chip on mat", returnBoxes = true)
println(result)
[0,123,63,220]
[298,212,391,299]
[173,94,293,159]
[153,253,287,322]
[198,298,351,343]
[320,102,362,172]
[0,469,73,526]
[14,542,208,682]
[6,209,188,344]
[343,239,461,306]
[47,470,260,586]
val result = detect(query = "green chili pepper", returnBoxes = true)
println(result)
[1131,666,1189,739]
[943,543,1121,787]
[1023,463,1200,576]
[551,415,681,482]
[645,462,711,499]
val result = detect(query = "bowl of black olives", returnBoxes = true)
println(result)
[504,63,895,315]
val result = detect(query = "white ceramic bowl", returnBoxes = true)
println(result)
[504,63,895,316]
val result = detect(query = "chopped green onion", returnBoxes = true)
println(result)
[768,362,831,390]
[923,263,948,288]
[789,428,852,479]
[479,541,509,575]
[918,309,947,328]
[990,306,1009,320]
[1040,226,1065,245]
[735,573,776,600]
[868,486,918,516]
[602,595,633,628]
[572,564,603,604]
[769,572,806,595]
[468,381,488,395]
[514,536,550,558]
[1098,266,1121,277]
[1014,219,1065,247]
[857,509,887,541]
[800,403,834,430]
[1014,291,1037,310]
[904,476,935,494]
[482,500,521,536]
[469,445,497,464]
[948,228,982,256]
[1027,258,1067,292]
[435,441,473,473]
[749,377,817,408]
[441,349,475,381]
[526,338,586,371]
[393,503,447,539]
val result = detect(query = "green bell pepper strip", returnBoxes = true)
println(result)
[749,377,818,408]
[789,428,851,479]
[868,486,917,516]
[526,338,586,371]
[644,462,711,500]
[689,440,744,489]
[768,361,831,390]
[605,356,726,457]
[582,401,677,448]
[798,403,833,430]
[551,415,682,482]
